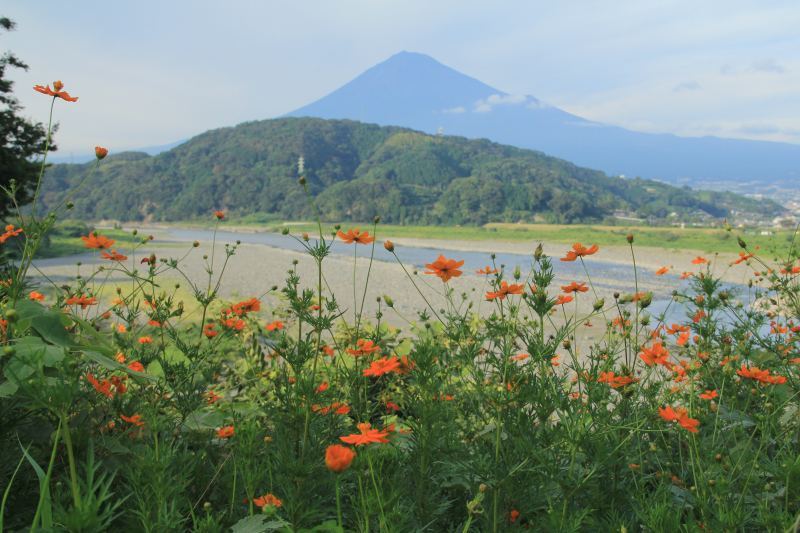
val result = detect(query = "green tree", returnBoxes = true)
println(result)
[0,17,52,218]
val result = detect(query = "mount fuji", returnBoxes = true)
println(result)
[288,51,800,186]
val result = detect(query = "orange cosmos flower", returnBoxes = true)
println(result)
[363,356,401,377]
[86,373,113,399]
[138,336,152,344]
[337,228,374,244]
[486,281,524,300]
[658,405,700,433]
[340,422,390,446]
[347,338,381,356]
[476,266,498,275]
[216,426,234,438]
[736,365,787,385]
[555,294,573,305]
[127,361,144,372]
[34,80,79,102]
[94,146,108,160]
[214,210,225,220]
[252,493,282,509]
[560,243,599,262]
[120,413,144,427]
[29,291,45,301]
[638,341,670,366]
[510,353,530,362]
[597,371,637,389]
[207,389,222,404]
[222,317,245,331]
[699,390,717,400]
[325,444,356,473]
[101,250,127,261]
[203,323,218,338]
[81,232,115,249]
[265,320,284,331]
[65,295,97,308]
[561,281,589,294]
[691,256,708,265]
[731,251,754,265]
[321,344,335,357]
[225,297,261,316]
[424,255,464,282]
[655,266,670,275]
[0,224,23,244]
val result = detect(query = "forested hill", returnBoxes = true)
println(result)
[40,117,783,224]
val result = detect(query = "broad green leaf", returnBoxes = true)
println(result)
[230,515,289,533]
[15,336,65,367]
[183,409,226,431]
[30,311,72,347]
[19,439,53,528]
[0,380,18,397]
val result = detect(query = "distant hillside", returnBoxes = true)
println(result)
[40,117,783,225]
[289,51,800,186]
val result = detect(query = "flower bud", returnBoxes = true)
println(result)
[737,237,747,249]
[593,298,605,311]
[626,233,634,244]
[383,240,394,252]
[534,243,543,261]
[94,146,108,160]
[298,176,306,186]
[383,295,394,307]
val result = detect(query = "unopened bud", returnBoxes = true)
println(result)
[626,233,634,244]
[383,240,394,252]
[383,295,394,307]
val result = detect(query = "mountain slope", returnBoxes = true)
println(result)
[288,51,800,185]
[40,118,782,225]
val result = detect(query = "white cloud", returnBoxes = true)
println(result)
[473,93,547,113]
[751,58,786,74]
[441,106,466,114]
[673,80,701,92]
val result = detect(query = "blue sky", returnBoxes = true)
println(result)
[4,0,799,155]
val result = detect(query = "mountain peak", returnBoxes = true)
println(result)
[287,51,501,124]
[286,52,800,185]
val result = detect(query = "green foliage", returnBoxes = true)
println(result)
[38,118,782,225]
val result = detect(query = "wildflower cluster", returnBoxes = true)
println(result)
[0,79,798,533]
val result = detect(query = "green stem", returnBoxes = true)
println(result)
[29,420,61,532]
[335,476,343,529]
[60,413,81,508]
[366,453,386,529]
